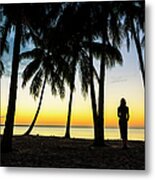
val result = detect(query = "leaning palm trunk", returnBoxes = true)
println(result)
[131,20,145,86]
[1,22,21,153]
[23,74,47,136]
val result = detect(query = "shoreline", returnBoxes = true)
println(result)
[0,126,145,141]
[0,135,145,169]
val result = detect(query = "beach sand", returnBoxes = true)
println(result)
[0,135,145,169]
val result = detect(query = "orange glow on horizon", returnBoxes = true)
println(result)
[1,107,144,128]
[1,54,145,129]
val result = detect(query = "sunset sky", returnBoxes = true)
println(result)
[1,37,144,128]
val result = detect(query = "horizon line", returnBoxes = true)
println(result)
[0,124,144,129]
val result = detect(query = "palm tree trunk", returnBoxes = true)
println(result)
[1,22,21,153]
[131,20,145,86]
[65,85,74,138]
[88,33,99,144]
[97,13,108,146]
[97,39,105,146]
[65,59,76,138]
[23,74,47,136]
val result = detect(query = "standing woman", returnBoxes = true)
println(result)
[117,98,129,149]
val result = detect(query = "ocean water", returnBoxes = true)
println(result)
[0,125,144,141]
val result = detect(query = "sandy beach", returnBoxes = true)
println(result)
[0,135,145,169]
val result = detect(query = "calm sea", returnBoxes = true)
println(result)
[0,125,144,141]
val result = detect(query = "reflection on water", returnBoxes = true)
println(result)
[0,126,144,141]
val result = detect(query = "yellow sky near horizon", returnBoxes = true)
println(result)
[1,69,144,128]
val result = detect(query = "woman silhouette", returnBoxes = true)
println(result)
[117,98,129,149]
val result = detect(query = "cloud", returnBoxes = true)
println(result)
[109,75,128,84]
[110,78,127,84]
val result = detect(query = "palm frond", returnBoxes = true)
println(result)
[108,11,123,48]
[105,44,123,68]
[91,42,102,59]
[50,71,65,99]
[141,34,145,48]
[51,80,57,97]
[56,78,65,99]
[0,60,4,78]
[89,42,123,68]
[126,31,130,52]
[0,21,10,56]
[79,54,90,97]
[22,58,42,88]
[30,68,43,99]
[20,27,32,48]
[0,37,9,55]
[20,48,44,60]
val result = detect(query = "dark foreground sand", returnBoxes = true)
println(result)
[0,135,145,169]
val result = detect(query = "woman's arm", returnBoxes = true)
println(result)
[117,107,121,118]
[126,107,129,121]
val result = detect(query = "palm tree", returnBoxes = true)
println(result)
[1,11,22,152]
[89,1,144,145]
[56,4,91,139]
[75,2,99,143]
[63,44,91,139]
[130,2,145,86]
[19,48,48,136]
[1,4,52,152]
[20,33,66,136]
[121,1,145,86]
[59,2,102,143]
[75,2,123,145]
[19,3,66,135]
[64,58,76,138]
[95,2,124,145]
